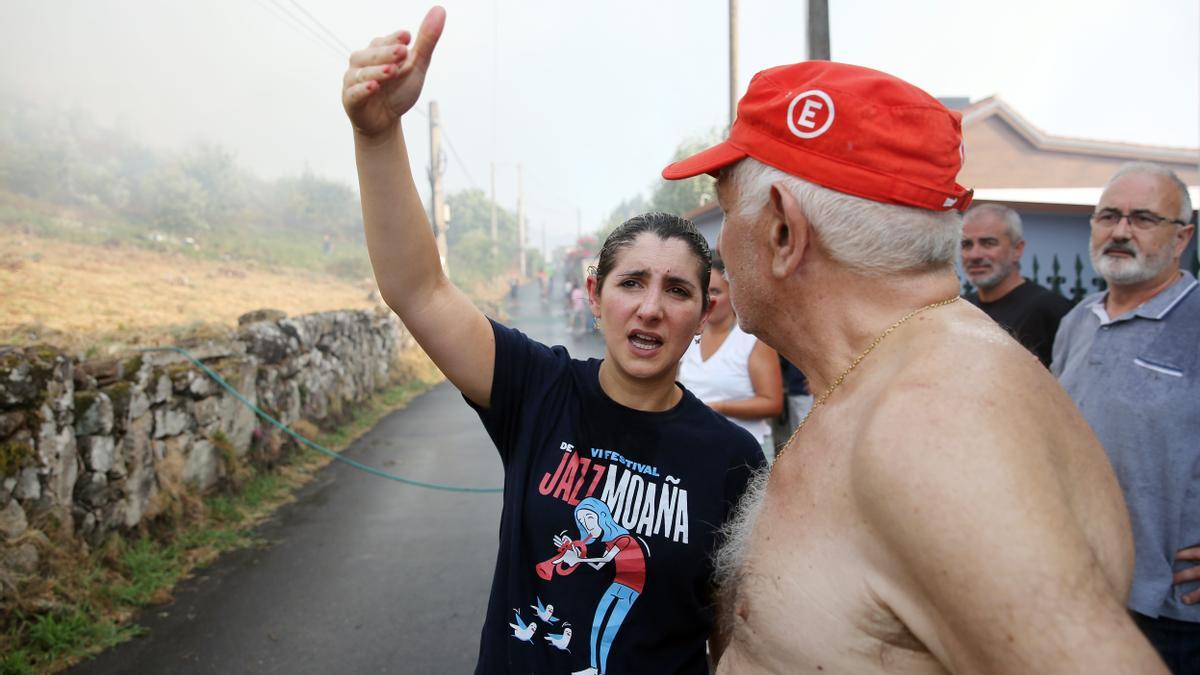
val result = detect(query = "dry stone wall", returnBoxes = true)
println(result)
[0,308,415,580]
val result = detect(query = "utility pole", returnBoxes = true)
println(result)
[428,100,449,273]
[490,162,498,259]
[728,0,739,128]
[808,0,831,60]
[517,162,526,277]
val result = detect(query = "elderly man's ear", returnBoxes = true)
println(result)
[767,183,810,279]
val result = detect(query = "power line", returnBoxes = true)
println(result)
[255,0,347,58]
[252,0,501,206]
[285,0,354,53]
[440,129,479,190]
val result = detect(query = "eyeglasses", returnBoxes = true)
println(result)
[1090,208,1187,230]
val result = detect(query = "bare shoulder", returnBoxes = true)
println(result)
[839,312,1157,672]
[849,310,1118,532]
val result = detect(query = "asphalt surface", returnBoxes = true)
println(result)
[69,281,603,674]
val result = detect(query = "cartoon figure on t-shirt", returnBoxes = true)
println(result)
[509,608,538,643]
[531,596,560,624]
[548,497,647,675]
[544,624,573,651]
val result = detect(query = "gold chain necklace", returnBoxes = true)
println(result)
[778,296,960,459]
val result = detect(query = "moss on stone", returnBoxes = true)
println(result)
[0,351,21,372]
[34,345,60,363]
[0,438,34,476]
[74,390,100,420]
[165,362,193,381]
[105,381,133,420]
[122,355,144,381]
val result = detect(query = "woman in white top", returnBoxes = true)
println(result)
[678,256,783,459]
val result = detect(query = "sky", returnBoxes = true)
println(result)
[1,0,1197,254]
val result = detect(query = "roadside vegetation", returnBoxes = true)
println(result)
[0,348,445,674]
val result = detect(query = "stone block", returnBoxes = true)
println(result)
[241,322,289,365]
[79,436,116,474]
[73,391,114,436]
[153,405,192,439]
[193,396,221,426]
[0,542,38,573]
[0,410,26,438]
[151,373,171,405]
[238,308,287,326]
[15,468,39,501]
[128,387,151,421]
[75,472,115,509]
[184,439,219,491]
[0,500,27,540]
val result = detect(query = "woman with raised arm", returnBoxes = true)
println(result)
[342,8,764,674]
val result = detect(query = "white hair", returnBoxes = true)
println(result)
[712,465,770,596]
[726,158,963,275]
[1107,162,1194,223]
[965,203,1023,244]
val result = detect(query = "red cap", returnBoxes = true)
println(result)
[663,61,974,212]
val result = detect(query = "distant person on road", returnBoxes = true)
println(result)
[678,255,782,461]
[341,8,764,674]
[960,204,1072,366]
[568,281,586,334]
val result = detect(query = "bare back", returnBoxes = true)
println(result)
[716,305,1160,674]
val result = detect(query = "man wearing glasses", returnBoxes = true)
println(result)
[1052,162,1199,674]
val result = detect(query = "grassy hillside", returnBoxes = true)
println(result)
[0,225,380,355]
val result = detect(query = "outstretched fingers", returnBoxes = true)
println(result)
[349,43,408,69]
[413,6,446,65]
[342,8,445,131]
[342,40,406,108]
[342,79,379,108]
[391,6,445,80]
[343,62,398,89]
[368,29,411,48]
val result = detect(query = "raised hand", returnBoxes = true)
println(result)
[342,6,446,138]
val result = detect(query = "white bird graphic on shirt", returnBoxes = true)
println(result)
[544,625,573,651]
[531,596,560,623]
[509,609,538,642]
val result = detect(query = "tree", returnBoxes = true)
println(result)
[271,171,361,237]
[445,188,521,287]
[597,130,722,241]
[181,143,247,227]
[647,133,721,216]
[140,164,208,234]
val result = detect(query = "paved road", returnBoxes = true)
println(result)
[70,281,603,674]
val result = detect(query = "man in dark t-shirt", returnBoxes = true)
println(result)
[960,204,1073,366]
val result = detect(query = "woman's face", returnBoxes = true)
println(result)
[577,509,602,537]
[588,233,709,385]
[707,269,732,326]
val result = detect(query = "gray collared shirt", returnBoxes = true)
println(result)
[1052,271,1200,621]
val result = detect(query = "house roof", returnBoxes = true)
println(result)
[961,96,1199,165]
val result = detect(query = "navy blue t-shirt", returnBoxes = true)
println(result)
[468,320,764,674]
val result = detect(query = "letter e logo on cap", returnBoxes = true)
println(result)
[787,90,835,139]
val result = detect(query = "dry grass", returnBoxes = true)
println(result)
[0,231,381,353]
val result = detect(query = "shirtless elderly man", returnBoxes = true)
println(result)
[663,62,1165,673]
